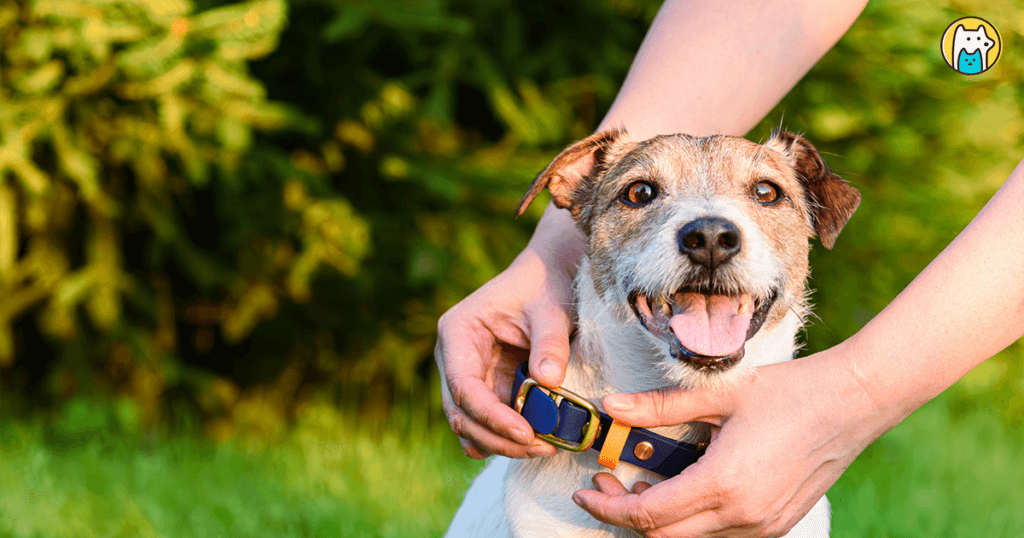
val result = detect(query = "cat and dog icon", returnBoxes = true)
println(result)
[942,17,1001,75]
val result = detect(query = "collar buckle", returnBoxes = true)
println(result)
[513,378,601,452]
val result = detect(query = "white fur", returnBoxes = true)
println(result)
[952,24,995,71]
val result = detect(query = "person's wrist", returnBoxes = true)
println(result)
[822,338,904,446]
[522,202,585,283]
[509,243,576,303]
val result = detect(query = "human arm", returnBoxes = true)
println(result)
[435,0,870,459]
[572,160,1024,537]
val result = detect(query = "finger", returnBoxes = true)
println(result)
[635,510,727,538]
[576,491,724,538]
[459,437,492,460]
[447,406,555,458]
[573,465,721,530]
[592,474,651,498]
[573,489,659,532]
[447,371,536,444]
[439,333,536,445]
[601,385,734,428]
[632,481,651,495]
[591,473,630,496]
[525,300,572,387]
[649,481,823,538]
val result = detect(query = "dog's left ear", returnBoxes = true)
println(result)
[766,130,861,249]
[516,129,631,221]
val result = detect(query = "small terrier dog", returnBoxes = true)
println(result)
[446,130,861,538]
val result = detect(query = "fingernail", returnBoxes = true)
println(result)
[605,394,632,411]
[539,359,560,382]
[527,442,555,458]
[572,493,584,506]
[512,427,533,444]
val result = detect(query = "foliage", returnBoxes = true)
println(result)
[232,0,662,412]
[1,0,1021,441]
[0,0,369,428]
[241,0,1024,423]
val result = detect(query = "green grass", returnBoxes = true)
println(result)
[0,400,485,538]
[1,387,1020,538]
[831,396,1023,537]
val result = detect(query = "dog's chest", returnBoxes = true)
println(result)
[500,343,700,538]
[496,265,801,537]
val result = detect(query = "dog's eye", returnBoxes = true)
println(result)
[752,181,782,204]
[622,181,656,206]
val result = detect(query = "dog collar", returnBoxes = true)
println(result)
[510,363,706,477]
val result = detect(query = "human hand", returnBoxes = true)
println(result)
[572,347,887,537]
[435,240,577,459]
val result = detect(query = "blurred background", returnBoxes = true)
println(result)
[0,0,1021,536]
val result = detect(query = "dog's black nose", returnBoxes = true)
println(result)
[678,217,742,270]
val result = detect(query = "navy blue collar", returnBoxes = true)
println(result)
[510,363,705,477]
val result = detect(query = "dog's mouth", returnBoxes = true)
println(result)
[628,287,778,371]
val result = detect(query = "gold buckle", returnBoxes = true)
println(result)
[513,378,601,452]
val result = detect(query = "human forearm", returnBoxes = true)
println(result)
[598,0,869,139]
[533,0,869,259]
[522,202,586,281]
[841,159,1024,430]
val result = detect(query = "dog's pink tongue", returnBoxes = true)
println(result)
[669,293,752,356]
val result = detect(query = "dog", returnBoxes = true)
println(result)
[445,129,861,537]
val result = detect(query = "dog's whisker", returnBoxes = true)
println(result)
[790,304,811,324]
[803,308,823,325]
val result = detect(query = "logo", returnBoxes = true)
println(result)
[941,17,1001,75]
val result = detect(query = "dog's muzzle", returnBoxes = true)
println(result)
[629,288,778,371]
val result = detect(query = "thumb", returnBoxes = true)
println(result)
[602,385,732,428]
[525,301,572,388]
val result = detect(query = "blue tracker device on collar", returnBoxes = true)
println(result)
[510,362,706,477]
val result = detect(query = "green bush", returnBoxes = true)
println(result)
[1,0,661,435]
[244,0,1024,425]
[0,0,370,430]
[2,0,1021,439]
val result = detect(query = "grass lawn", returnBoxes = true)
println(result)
[830,393,1023,537]
[1,377,1021,538]
[0,398,485,538]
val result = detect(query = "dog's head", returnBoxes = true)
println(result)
[518,130,860,383]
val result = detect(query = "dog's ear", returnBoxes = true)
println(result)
[516,129,630,220]
[766,130,861,249]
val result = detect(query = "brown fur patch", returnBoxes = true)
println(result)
[516,129,631,234]
[765,130,861,249]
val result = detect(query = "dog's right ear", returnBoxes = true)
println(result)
[516,129,630,220]
[766,130,861,249]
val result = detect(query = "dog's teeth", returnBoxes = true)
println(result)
[636,294,653,317]
[650,296,669,318]
[738,294,755,315]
